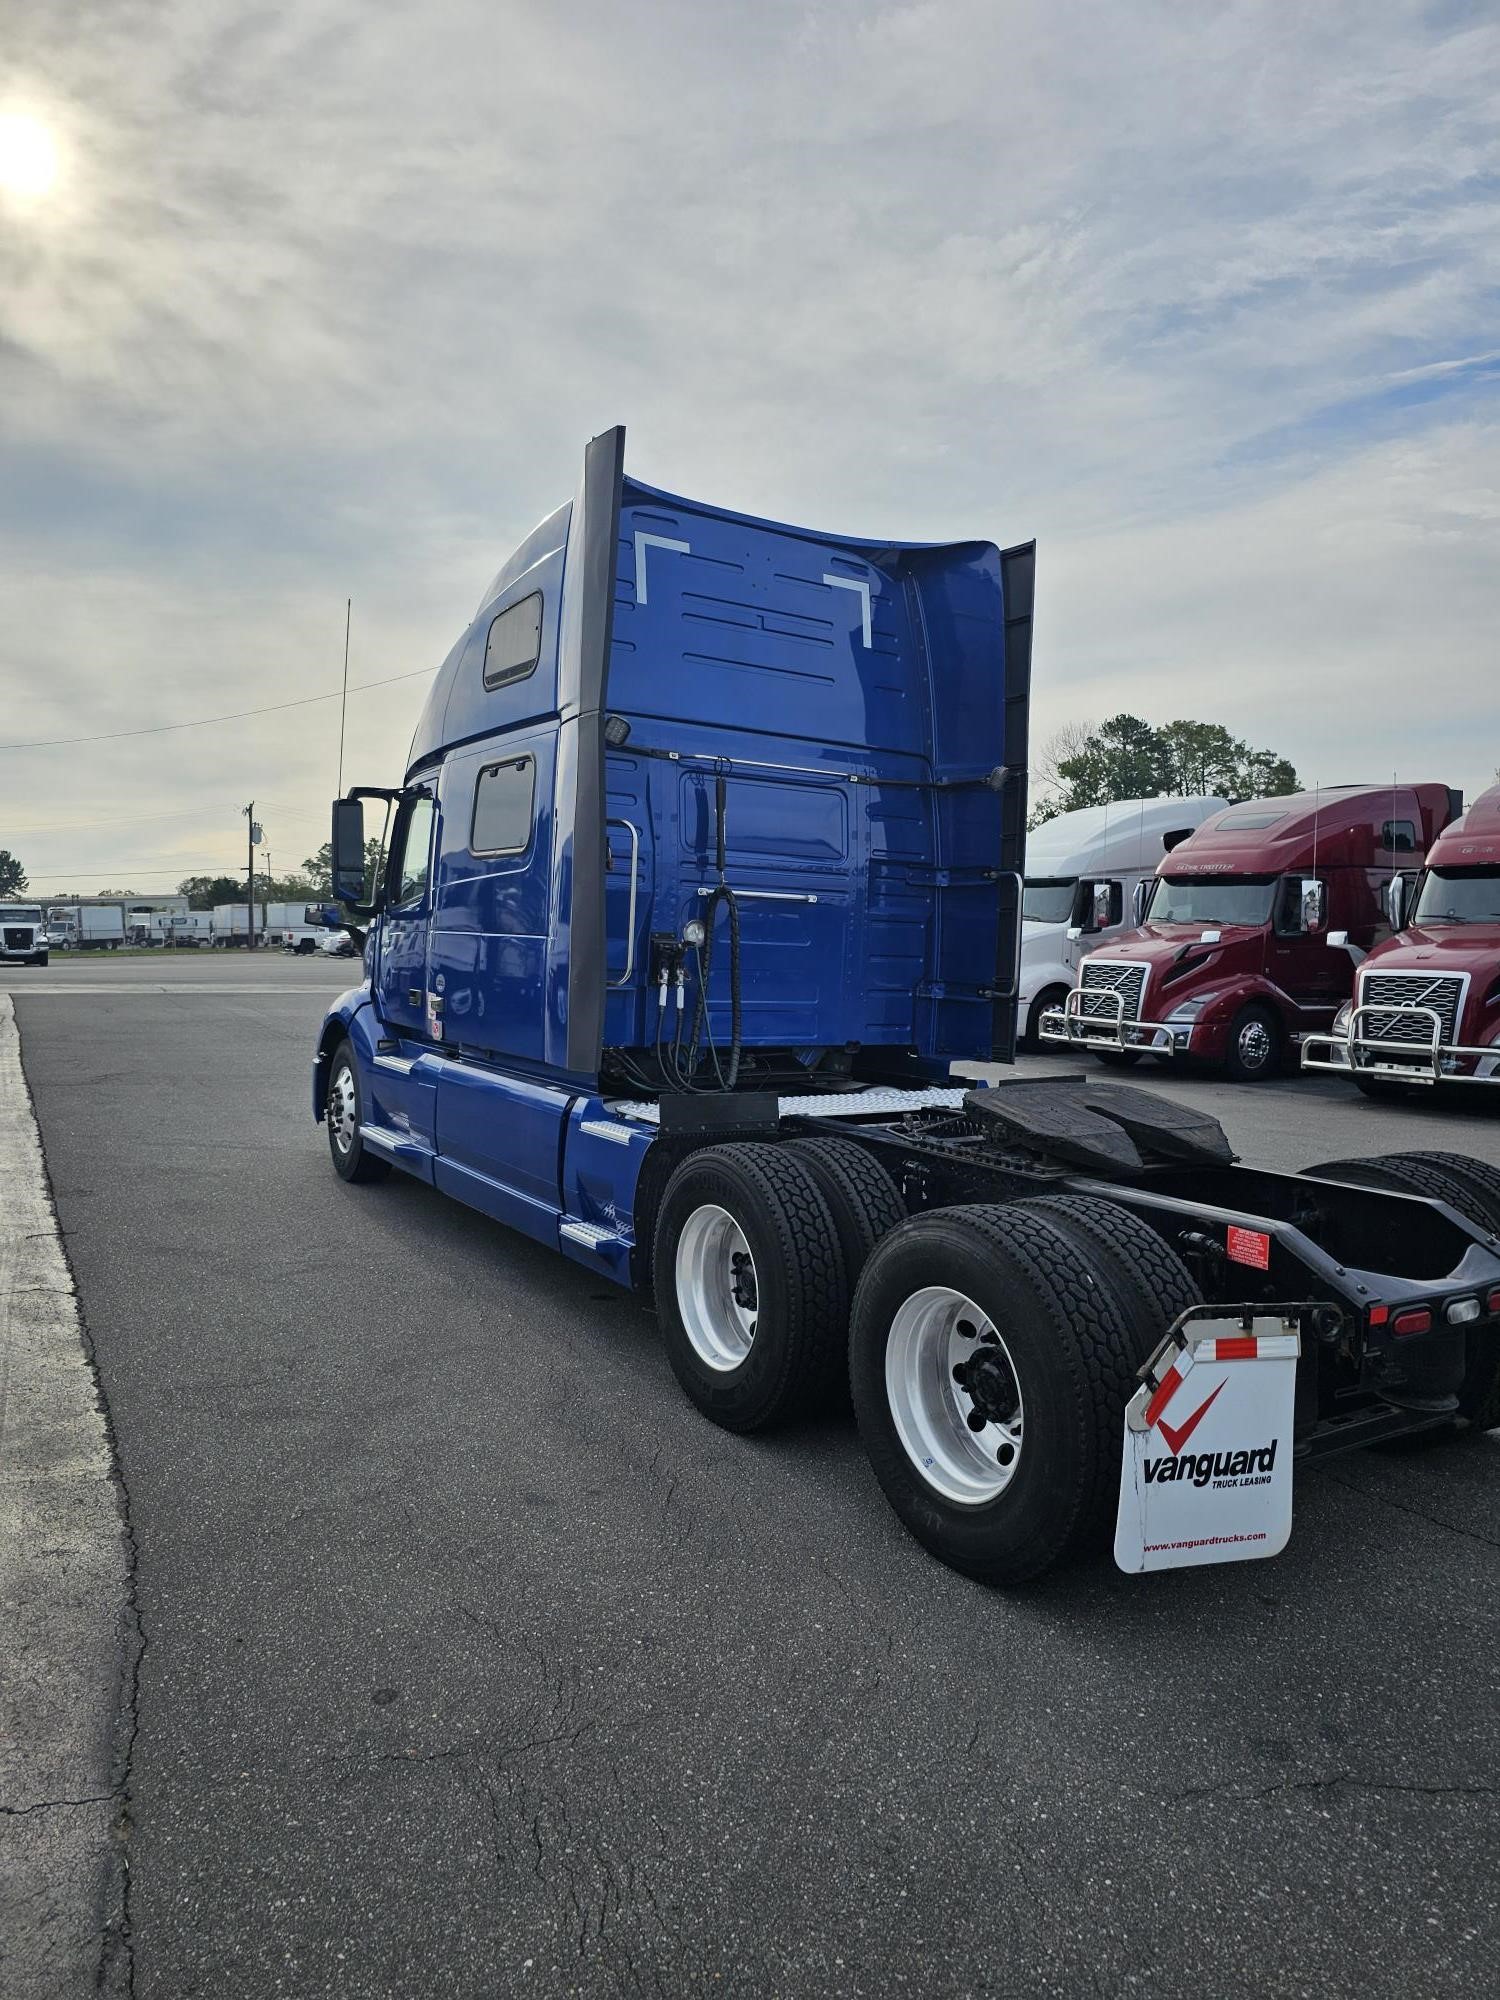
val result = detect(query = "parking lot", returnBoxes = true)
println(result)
[6,955,1500,1997]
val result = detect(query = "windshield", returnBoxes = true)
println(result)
[1147,876,1277,926]
[1413,867,1500,926]
[1022,877,1077,925]
[0,905,43,923]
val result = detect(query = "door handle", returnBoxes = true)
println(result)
[408,987,422,1005]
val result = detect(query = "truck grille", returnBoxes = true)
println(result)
[1360,971,1464,1046]
[3,928,32,951]
[1078,960,1147,1022]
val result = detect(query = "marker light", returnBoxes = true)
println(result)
[1393,1308,1432,1337]
[1488,1287,1500,1316]
[1445,1297,1481,1326]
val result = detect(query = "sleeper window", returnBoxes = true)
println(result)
[483,593,543,689]
[471,757,535,855]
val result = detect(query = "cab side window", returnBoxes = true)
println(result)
[390,796,436,909]
[1272,877,1303,936]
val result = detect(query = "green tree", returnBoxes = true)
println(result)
[302,838,384,900]
[178,874,244,909]
[1157,720,1298,800]
[1052,713,1171,810]
[0,850,29,897]
[1041,715,1300,818]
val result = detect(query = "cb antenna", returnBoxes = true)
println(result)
[336,598,352,796]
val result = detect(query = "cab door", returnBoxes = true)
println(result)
[375,790,438,1042]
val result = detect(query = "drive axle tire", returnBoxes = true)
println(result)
[782,1136,905,1289]
[654,1143,849,1433]
[325,1040,390,1185]
[1016,1195,1198,1361]
[1224,1004,1282,1082]
[849,1204,1142,1585]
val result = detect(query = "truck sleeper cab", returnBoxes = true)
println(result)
[315,432,1499,1586]
[1041,785,1461,1081]
[1018,796,1226,1047]
[1304,782,1500,1093]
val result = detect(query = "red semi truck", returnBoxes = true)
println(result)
[1303,782,1500,1096]
[1041,784,1462,1081]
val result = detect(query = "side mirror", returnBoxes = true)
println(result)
[1326,929,1349,949]
[1299,878,1326,935]
[1131,878,1151,927]
[1385,875,1406,930]
[332,799,372,908]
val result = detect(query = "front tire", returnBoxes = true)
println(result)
[1023,985,1069,1053]
[653,1144,848,1432]
[325,1040,390,1184]
[850,1205,1142,1584]
[1094,1049,1142,1070]
[1224,1004,1282,1082]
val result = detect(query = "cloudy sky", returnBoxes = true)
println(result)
[2,0,1497,895]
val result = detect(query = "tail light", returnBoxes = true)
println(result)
[1488,1287,1500,1316]
[1393,1307,1432,1337]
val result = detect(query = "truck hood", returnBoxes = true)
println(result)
[1081,924,1267,1017]
[1362,924,1500,978]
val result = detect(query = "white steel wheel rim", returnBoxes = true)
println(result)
[1238,1018,1273,1070]
[676,1203,759,1373]
[331,1063,358,1154]
[886,1286,1024,1507]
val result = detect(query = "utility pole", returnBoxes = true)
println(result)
[242,802,259,951]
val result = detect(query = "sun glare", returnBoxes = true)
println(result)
[0,112,60,201]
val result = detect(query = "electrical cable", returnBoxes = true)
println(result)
[0,666,432,752]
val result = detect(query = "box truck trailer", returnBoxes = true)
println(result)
[1018,797,1227,1046]
[311,428,1500,1584]
[1303,781,1500,1094]
[1042,785,1461,1080]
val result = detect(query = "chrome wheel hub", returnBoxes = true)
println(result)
[676,1204,759,1372]
[1239,1020,1273,1069]
[330,1064,358,1154]
[886,1286,1024,1506]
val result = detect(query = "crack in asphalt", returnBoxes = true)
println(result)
[1320,1465,1500,1553]
[0,1793,114,1817]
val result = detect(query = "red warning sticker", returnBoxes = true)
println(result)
[1226,1225,1271,1270]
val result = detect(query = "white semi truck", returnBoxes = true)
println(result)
[1018,796,1226,1046]
[0,903,48,966]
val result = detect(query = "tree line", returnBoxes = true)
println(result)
[1030,714,1299,827]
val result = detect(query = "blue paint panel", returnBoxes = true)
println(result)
[433,1061,575,1234]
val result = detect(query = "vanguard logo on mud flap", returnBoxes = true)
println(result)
[1143,1438,1278,1487]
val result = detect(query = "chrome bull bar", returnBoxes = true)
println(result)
[1301,1002,1500,1087]
[1039,986,1177,1055]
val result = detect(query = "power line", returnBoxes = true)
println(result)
[0,666,431,752]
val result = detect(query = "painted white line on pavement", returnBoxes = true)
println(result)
[0,983,341,995]
[0,993,130,1994]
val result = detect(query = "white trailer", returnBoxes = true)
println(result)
[74,904,127,951]
[1018,796,1227,1046]
[211,904,267,947]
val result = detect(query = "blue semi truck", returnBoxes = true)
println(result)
[315,427,1500,1583]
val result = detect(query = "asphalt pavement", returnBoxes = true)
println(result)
[8,955,1500,1997]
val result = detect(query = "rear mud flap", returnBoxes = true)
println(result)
[1114,1316,1301,1574]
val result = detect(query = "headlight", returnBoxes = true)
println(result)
[1333,1001,1353,1034]
[1164,997,1209,1025]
